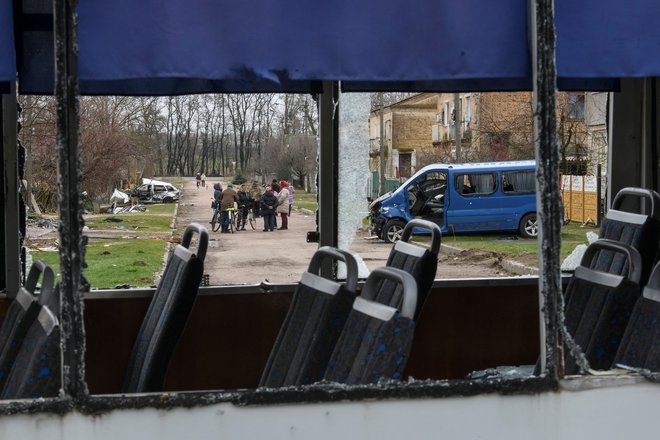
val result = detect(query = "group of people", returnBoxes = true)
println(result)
[195,172,207,188]
[211,178,294,233]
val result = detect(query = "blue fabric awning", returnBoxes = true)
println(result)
[556,0,660,79]
[0,0,15,93]
[76,0,530,94]
[13,0,660,95]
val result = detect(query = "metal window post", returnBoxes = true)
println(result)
[2,83,20,298]
[54,0,89,399]
[531,0,562,380]
[318,81,339,278]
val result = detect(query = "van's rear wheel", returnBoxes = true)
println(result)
[383,219,406,243]
[519,213,538,238]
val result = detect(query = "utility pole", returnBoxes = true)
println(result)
[454,93,462,162]
[378,92,386,194]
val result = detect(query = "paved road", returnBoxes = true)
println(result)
[175,178,320,285]
[175,177,514,284]
[25,177,516,286]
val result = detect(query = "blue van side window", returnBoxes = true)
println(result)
[502,170,535,194]
[455,173,497,196]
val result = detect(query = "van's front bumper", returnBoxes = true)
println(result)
[370,213,386,237]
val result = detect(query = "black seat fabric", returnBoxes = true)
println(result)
[614,264,660,372]
[324,267,417,385]
[122,224,207,393]
[1,306,60,399]
[380,219,440,320]
[0,289,40,391]
[0,261,54,391]
[260,247,358,388]
[563,239,642,374]
[593,188,660,285]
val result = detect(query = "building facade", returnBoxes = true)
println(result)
[369,91,597,179]
[368,94,436,180]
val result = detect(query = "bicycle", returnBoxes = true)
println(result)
[210,200,221,232]
[225,206,236,233]
[235,205,256,230]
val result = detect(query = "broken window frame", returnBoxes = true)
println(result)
[7,0,654,416]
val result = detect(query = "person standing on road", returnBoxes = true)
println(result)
[250,181,262,218]
[261,187,278,232]
[271,179,280,193]
[269,181,279,228]
[201,172,207,188]
[237,183,251,231]
[288,181,295,216]
[196,173,201,188]
[211,182,223,225]
[276,180,290,230]
[220,183,238,233]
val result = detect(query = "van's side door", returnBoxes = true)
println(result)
[447,171,502,232]
[500,169,537,227]
[408,171,447,228]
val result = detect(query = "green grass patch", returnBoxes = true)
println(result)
[32,238,167,288]
[84,213,173,233]
[417,221,596,267]
[144,203,177,215]
[294,190,318,212]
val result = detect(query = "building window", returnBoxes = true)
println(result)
[444,102,450,126]
[568,93,585,119]
[465,96,471,127]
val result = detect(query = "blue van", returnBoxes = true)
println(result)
[369,160,539,242]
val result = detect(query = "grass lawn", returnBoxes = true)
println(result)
[32,238,167,288]
[294,190,318,212]
[438,221,596,267]
[143,203,177,215]
[84,213,173,233]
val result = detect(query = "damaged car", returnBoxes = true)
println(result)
[131,178,180,203]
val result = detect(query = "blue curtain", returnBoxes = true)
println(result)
[0,0,15,92]
[13,0,660,95]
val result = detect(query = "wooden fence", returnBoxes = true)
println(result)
[561,175,604,225]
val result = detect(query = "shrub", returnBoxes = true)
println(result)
[232,172,247,185]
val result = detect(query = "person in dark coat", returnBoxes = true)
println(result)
[237,183,251,231]
[260,188,278,232]
[269,179,280,228]
[210,183,223,225]
[271,178,281,193]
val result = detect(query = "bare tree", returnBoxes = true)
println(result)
[21,92,321,206]
[20,95,145,209]
[556,93,589,174]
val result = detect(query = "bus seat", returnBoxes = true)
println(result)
[122,223,207,393]
[564,239,642,374]
[1,306,60,399]
[379,219,440,320]
[0,261,54,391]
[324,267,417,385]
[595,188,660,285]
[614,261,660,372]
[259,247,358,388]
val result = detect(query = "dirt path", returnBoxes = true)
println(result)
[175,178,319,284]
[175,177,512,284]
